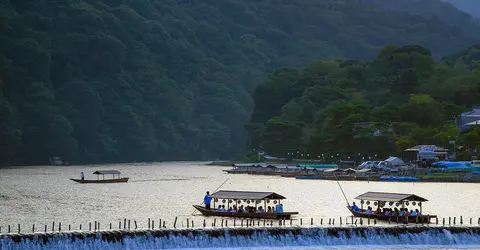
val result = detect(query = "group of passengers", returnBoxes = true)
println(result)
[350,202,422,216]
[215,204,284,213]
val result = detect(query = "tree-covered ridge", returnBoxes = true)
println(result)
[1,0,480,165]
[441,0,480,18]
[247,44,480,159]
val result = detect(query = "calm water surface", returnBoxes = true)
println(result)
[0,162,479,228]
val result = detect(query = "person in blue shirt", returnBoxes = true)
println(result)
[350,202,360,212]
[204,191,212,210]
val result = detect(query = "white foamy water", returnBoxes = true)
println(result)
[1,228,480,249]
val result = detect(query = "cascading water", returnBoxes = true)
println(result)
[1,227,480,250]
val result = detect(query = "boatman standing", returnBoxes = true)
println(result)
[204,191,212,210]
[81,172,85,181]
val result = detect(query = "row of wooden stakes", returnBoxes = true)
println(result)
[1,216,479,234]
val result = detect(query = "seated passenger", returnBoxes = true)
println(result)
[267,206,272,213]
[415,209,421,215]
[216,205,222,212]
[256,206,265,213]
[411,209,417,216]
[220,205,226,212]
[393,208,399,216]
[366,207,373,214]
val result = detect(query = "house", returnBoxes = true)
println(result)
[404,145,448,163]
[457,107,480,131]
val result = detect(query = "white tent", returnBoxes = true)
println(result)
[377,156,405,169]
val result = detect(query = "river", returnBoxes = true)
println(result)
[1,162,480,249]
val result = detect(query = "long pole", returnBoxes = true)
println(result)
[191,178,230,215]
[333,173,350,206]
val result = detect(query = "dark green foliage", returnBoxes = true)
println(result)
[1,0,480,165]
[248,44,480,157]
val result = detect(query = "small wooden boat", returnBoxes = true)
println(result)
[347,191,437,223]
[70,170,129,184]
[193,190,299,219]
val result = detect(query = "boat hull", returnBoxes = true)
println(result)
[192,205,298,219]
[70,178,129,184]
[347,207,436,224]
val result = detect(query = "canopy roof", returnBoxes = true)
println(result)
[405,145,447,152]
[93,170,121,175]
[210,190,286,200]
[354,191,428,202]
[324,168,343,173]
[297,164,338,168]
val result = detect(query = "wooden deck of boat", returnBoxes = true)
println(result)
[193,205,298,219]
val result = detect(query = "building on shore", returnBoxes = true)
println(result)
[404,145,448,166]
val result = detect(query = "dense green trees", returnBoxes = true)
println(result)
[1,0,480,165]
[248,44,480,159]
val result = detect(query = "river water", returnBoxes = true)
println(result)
[1,162,480,249]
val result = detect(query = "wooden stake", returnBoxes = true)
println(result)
[173,217,178,228]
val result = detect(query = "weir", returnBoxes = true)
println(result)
[2,226,480,249]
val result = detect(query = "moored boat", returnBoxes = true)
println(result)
[347,191,437,223]
[70,170,129,184]
[193,190,298,219]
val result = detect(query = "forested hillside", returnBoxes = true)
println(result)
[247,44,480,159]
[442,0,480,18]
[1,0,480,165]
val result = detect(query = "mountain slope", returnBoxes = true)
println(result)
[1,0,480,165]
[442,0,480,18]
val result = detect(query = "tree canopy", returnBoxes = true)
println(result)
[1,0,480,165]
[247,44,480,159]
